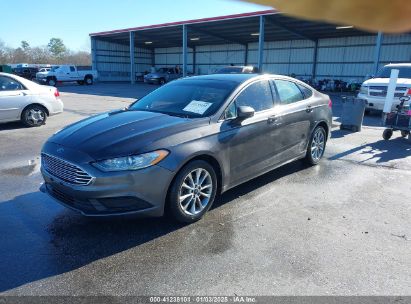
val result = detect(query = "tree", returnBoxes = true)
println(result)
[47,38,67,59]
[21,41,30,51]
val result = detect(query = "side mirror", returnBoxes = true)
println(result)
[236,106,255,121]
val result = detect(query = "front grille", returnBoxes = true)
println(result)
[369,91,405,98]
[41,153,93,186]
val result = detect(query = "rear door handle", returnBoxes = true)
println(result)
[306,105,313,113]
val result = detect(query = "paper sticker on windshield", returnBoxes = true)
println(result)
[183,100,212,115]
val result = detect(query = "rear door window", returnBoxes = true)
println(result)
[274,79,304,105]
[0,76,24,91]
[297,84,313,99]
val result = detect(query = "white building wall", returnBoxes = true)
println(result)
[94,39,151,81]
[93,34,411,83]
[154,47,194,74]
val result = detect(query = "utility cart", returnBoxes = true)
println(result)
[382,96,411,140]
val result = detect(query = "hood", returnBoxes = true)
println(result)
[47,109,209,160]
[36,71,50,77]
[363,78,411,86]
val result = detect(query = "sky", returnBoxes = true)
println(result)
[1,0,270,51]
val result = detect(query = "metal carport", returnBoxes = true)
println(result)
[90,10,391,83]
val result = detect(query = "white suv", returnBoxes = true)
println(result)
[358,63,411,112]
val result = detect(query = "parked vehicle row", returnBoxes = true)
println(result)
[0,72,63,127]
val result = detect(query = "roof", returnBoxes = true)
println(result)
[186,73,258,83]
[90,10,372,49]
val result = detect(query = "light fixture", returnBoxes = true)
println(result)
[190,37,200,41]
[145,41,153,45]
[336,25,354,30]
[251,33,260,36]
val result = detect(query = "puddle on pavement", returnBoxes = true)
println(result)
[1,159,40,176]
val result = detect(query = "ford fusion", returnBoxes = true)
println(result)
[40,74,332,223]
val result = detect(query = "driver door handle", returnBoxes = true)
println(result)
[268,115,281,126]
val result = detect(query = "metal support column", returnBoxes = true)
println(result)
[182,24,188,77]
[373,32,383,75]
[244,44,249,66]
[129,31,135,84]
[151,48,155,67]
[91,37,97,71]
[192,46,196,75]
[312,39,318,80]
[257,15,265,72]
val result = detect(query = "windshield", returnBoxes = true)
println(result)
[157,68,168,73]
[376,66,411,78]
[129,79,238,118]
[51,66,60,72]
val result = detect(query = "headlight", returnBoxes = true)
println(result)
[359,86,368,95]
[92,150,169,172]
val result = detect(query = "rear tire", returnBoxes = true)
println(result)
[159,78,166,85]
[21,105,47,127]
[400,130,409,138]
[168,160,217,223]
[304,126,327,165]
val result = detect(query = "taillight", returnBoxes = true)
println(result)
[328,99,332,108]
[407,88,411,95]
[54,89,60,98]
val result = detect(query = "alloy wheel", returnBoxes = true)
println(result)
[311,128,325,161]
[179,168,213,216]
[26,108,45,126]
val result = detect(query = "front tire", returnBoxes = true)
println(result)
[168,160,217,223]
[21,105,47,127]
[304,126,327,165]
[47,78,56,86]
[85,76,93,85]
[159,78,166,85]
[383,129,393,140]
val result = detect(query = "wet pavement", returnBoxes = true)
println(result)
[0,83,410,295]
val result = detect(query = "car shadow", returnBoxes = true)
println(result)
[57,82,158,99]
[329,137,411,164]
[0,122,26,132]
[0,160,309,292]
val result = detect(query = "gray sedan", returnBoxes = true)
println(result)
[40,74,332,223]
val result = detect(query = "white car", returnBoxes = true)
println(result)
[358,63,411,112]
[0,72,63,127]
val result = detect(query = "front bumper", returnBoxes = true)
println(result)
[144,78,161,84]
[357,94,407,111]
[36,78,47,83]
[40,144,174,217]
